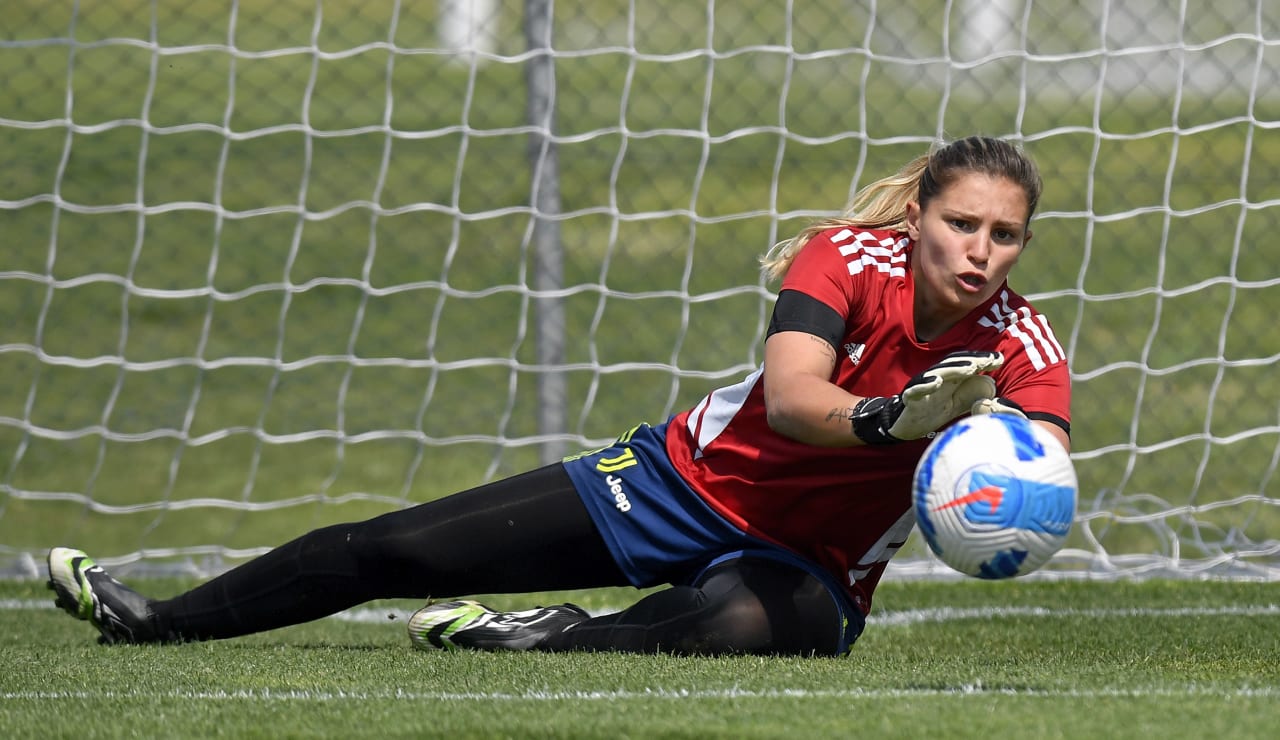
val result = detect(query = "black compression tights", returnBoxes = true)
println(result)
[549,557,847,656]
[149,464,846,656]
[152,465,623,640]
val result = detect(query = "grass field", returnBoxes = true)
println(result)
[2,577,1278,738]
[4,6,1277,736]
[3,7,1278,736]
[2,2,1279,583]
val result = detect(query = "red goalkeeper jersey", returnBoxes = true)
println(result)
[665,226,1072,613]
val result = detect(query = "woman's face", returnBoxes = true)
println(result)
[905,172,1031,337]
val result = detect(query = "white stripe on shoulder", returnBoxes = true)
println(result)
[831,229,908,277]
[1035,313,1067,361]
[1007,320,1047,371]
[976,290,1066,372]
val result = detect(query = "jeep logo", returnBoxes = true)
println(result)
[605,474,632,512]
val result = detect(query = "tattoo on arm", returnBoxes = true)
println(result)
[808,334,838,363]
[825,407,855,423]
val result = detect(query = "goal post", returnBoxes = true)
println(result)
[1,0,1278,580]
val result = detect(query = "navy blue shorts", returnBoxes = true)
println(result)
[562,422,864,653]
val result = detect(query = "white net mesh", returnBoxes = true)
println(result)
[2,0,1278,579]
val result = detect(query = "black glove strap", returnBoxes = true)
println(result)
[850,396,905,445]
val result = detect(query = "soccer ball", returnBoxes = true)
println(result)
[913,413,1077,579]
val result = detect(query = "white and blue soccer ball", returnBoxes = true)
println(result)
[913,413,1077,579]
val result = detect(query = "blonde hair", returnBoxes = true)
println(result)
[760,136,1042,282]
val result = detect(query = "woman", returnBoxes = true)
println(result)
[48,135,1070,657]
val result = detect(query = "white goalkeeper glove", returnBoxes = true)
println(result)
[970,395,1027,419]
[850,351,1004,444]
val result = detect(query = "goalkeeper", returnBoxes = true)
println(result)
[49,135,1071,656]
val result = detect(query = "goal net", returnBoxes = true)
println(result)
[2,0,1278,580]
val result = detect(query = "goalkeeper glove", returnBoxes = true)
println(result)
[970,395,1027,419]
[850,351,1003,444]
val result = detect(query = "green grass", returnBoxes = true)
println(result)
[2,578,1278,738]
[3,2,1280,572]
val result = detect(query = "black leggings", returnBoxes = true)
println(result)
[151,464,847,656]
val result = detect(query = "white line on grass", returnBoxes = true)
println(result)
[2,685,1278,702]
[8,599,1280,624]
[866,603,1280,626]
[330,603,1280,624]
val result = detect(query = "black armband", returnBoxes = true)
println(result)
[767,290,846,349]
